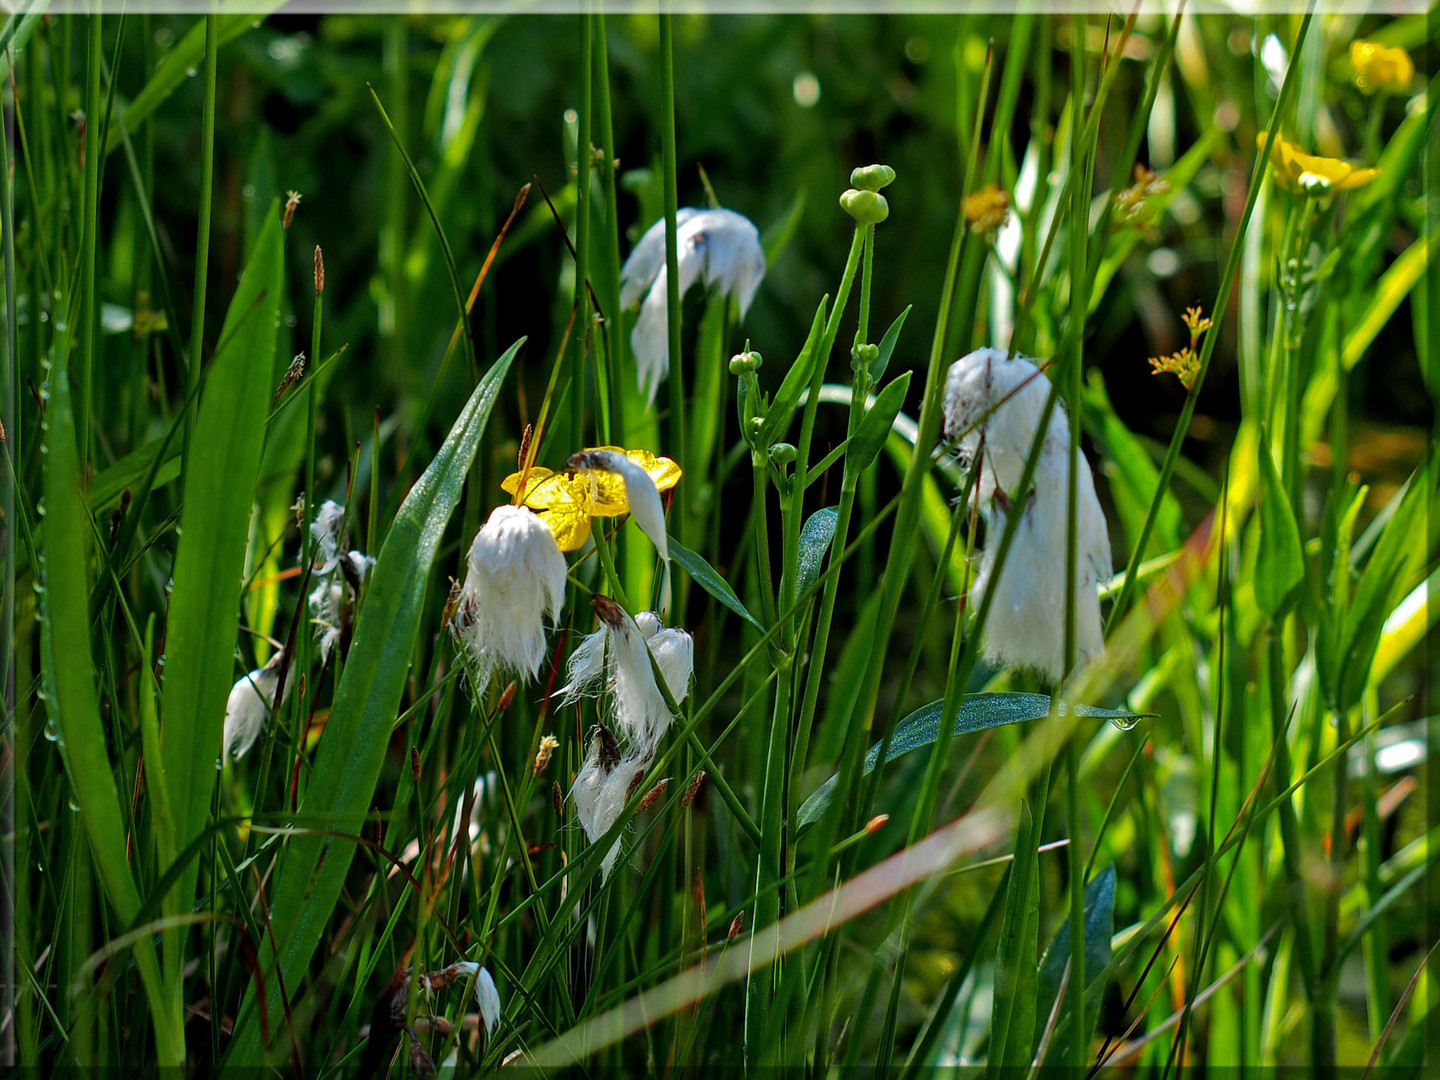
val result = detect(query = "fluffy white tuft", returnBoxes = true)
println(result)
[942,348,1111,683]
[455,505,568,687]
[621,208,766,404]
[474,967,501,1037]
[570,735,649,880]
[223,655,291,762]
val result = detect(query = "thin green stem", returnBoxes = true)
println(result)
[181,10,217,485]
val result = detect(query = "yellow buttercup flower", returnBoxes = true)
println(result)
[1257,132,1379,197]
[1350,41,1413,96]
[502,447,682,552]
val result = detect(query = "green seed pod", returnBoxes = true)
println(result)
[728,349,763,375]
[840,188,890,224]
[850,164,896,192]
[769,442,797,466]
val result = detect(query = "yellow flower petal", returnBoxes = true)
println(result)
[536,504,594,552]
[1351,41,1413,95]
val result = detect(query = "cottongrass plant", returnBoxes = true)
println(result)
[620,206,766,401]
[11,10,1433,1080]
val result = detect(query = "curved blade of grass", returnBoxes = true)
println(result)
[102,9,282,157]
[797,695,1152,835]
[157,205,284,1002]
[223,337,523,1068]
[39,346,182,1066]
[1034,865,1114,1063]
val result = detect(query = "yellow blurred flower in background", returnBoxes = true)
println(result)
[502,447,682,551]
[1257,132,1379,197]
[1350,41,1413,95]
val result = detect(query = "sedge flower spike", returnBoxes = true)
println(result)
[943,348,1111,683]
[621,208,766,403]
[454,505,567,687]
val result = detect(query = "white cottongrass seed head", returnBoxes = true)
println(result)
[621,207,766,403]
[474,966,501,1038]
[592,596,690,756]
[555,609,665,705]
[223,653,292,762]
[310,499,347,574]
[570,727,649,880]
[454,505,568,687]
[942,348,1111,683]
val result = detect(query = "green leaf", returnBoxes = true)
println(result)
[989,801,1041,1076]
[39,337,178,1061]
[1254,428,1304,618]
[1336,454,1434,710]
[671,538,765,632]
[797,694,1150,833]
[846,371,912,471]
[795,507,839,599]
[1033,865,1116,1062]
[759,296,827,446]
[104,11,284,157]
[867,304,911,385]
[157,206,285,960]
[761,189,807,266]
[224,339,523,1067]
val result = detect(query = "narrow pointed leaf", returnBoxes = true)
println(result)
[1033,865,1116,1062]
[671,538,764,631]
[795,507,839,598]
[759,296,827,445]
[846,371,912,471]
[797,694,1151,833]
[1254,429,1304,618]
[867,303,911,385]
[224,338,523,1066]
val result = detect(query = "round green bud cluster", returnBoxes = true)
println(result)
[769,442,797,466]
[852,343,880,369]
[729,349,763,375]
[850,164,896,191]
[840,188,889,224]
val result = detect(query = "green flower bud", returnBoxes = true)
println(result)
[769,442,797,466]
[852,343,880,370]
[840,188,890,225]
[728,349,763,375]
[850,164,896,192]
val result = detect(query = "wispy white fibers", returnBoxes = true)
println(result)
[621,208,766,403]
[570,728,649,880]
[942,348,1111,683]
[569,449,673,611]
[593,597,689,755]
[306,502,374,662]
[555,609,665,705]
[474,967,501,1038]
[454,505,568,687]
[565,599,692,879]
[223,652,292,762]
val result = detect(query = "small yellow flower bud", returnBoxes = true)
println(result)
[1350,41,1413,96]
[840,187,890,224]
[850,163,896,191]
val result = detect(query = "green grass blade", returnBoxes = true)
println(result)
[224,337,523,1068]
[39,339,182,1066]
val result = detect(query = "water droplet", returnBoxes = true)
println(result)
[1109,714,1140,732]
[187,66,198,78]
[68,799,82,813]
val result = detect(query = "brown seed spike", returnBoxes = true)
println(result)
[595,725,622,771]
[638,778,669,812]
[682,771,706,808]
[591,593,628,630]
[498,681,518,711]
[552,780,564,819]
[727,912,744,943]
[410,747,422,785]
[314,246,325,294]
[626,768,649,801]
[865,814,890,834]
